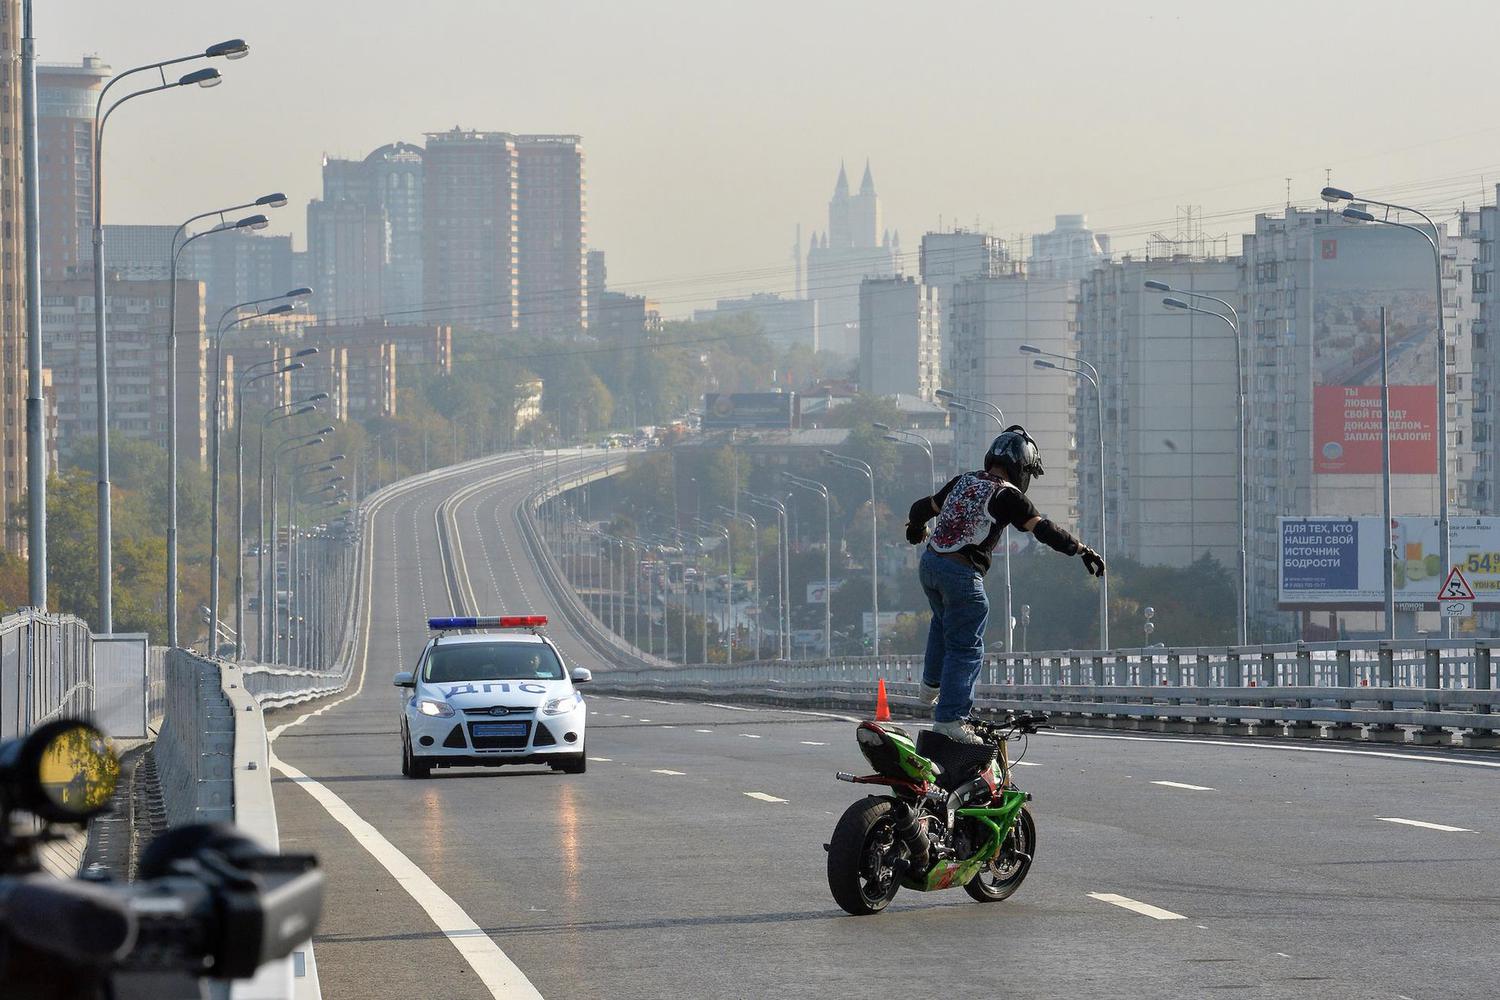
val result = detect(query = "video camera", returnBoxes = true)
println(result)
[0,718,324,999]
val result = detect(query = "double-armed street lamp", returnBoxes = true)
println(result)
[1022,345,1109,651]
[784,472,832,658]
[267,433,332,658]
[934,388,1016,653]
[874,422,937,492]
[92,38,246,633]
[744,492,791,660]
[692,517,734,664]
[718,507,761,657]
[820,450,880,656]
[1148,278,1248,646]
[165,199,284,645]
[256,395,328,657]
[1321,185,1453,637]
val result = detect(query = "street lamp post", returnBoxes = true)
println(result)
[257,397,327,658]
[234,350,315,658]
[821,451,879,656]
[744,492,790,660]
[208,295,309,651]
[1024,345,1109,651]
[935,389,1015,653]
[1323,186,1452,637]
[166,195,285,646]
[1154,282,1248,646]
[693,518,732,662]
[93,56,232,631]
[719,508,760,657]
[268,434,329,660]
[784,473,832,658]
[875,422,937,492]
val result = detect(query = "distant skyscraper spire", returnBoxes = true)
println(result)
[859,159,875,196]
[834,160,850,197]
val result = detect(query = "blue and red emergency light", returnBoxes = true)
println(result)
[427,615,548,631]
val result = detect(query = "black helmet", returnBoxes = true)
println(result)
[985,425,1044,492]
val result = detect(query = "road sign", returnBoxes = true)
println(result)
[1442,600,1472,618]
[1438,566,1477,602]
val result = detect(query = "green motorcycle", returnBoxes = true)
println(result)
[826,712,1048,915]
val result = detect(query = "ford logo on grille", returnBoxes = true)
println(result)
[489,706,511,717]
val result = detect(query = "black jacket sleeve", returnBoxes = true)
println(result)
[907,476,960,527]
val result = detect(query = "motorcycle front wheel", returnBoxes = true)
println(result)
[964,804,1036,903]
[827,796,904,916]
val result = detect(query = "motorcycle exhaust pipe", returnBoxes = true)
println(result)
[891,802,929,872]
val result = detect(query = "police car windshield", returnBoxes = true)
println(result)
[423,642,565,683]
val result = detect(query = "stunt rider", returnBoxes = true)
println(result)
[904,425,1105,745]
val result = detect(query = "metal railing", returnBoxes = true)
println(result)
[0,609,115,741]
[583,643,1500,747]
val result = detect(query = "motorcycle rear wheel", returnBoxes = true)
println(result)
[827,796,904,916]
[964,804,1036,902]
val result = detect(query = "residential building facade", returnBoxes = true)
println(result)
[422,128,518,335]
[858,276,939,401]
[38,57,108,280]
[1028,214,1110,281]
[516,135,587,336]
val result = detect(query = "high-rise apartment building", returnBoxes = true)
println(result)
[1076,257,1241,569]
[38,57,108,280]
[1029,214,1111,281]
[806,161,898,355]
[422,128,518,335]
[692,293,820,353]
[858,276,939,400]
[1,13,29,552]
[516,135,586,336]
[195,230,295,321]
[312,141,424,322]
[949,275,1079,523]
[919,229,1010,372]
[39,276,209,464]
[1240,206,1460,635]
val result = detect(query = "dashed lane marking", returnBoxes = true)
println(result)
[587,757,612,762]
[740,734,762,739]
[1046,731,1500,770]
[651,769,686,776]
[744,792,788,803]
[694,729,712,733]
[1015,761,1041,767]
[1378,817,1472,832]
[800,741,826,746]
[638,719,652,723]
[659,725,676,729]
[1087,892,1186,921]
[1152,780,1214,791]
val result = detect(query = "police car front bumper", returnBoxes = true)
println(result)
[407,704,586,760]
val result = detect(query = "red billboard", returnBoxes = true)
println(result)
[1313,385,1437,474]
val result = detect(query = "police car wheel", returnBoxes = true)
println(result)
[403,732,431,779]
[553,748,586,775]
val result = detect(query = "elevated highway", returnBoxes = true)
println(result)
[266,451,1500,999]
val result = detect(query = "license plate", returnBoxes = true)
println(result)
[472,722,527,738]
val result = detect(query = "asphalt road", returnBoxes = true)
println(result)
[269,453,1500,1000]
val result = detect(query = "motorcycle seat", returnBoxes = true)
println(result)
[915,729,995,792]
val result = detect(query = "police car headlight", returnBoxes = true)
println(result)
[417,698,455,718]
[541,694,580,716]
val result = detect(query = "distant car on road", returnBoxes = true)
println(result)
[394,615,591,778]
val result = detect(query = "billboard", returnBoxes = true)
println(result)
[1278,516,1500,609]
[1310,230,1437,475]
[806,580,844,603]
[701,392,800,430]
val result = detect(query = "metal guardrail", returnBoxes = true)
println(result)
[0,609,124,741]
[584,645,1500,748]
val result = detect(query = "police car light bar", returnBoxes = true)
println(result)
[427,615,548,631]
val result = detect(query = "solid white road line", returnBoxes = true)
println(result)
[744,792,788,803]
[706,703,753,712]
[1151,780,1214,791]
[272,755,544,999]
[1378,817,1472,832]
[1045,731,1500,770]
[1087,892,1186,921]
[651,769,686,776]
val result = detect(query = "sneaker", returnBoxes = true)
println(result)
[919,683,941,707]
[932,719,984,745]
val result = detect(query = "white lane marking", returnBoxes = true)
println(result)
[1044,731,1500,770]
[1378,817,1472,832]
[1275,953,1291,958]
[694,729,712,733]
[706,702,754,712]
[659,725,676,729]
[271,754,544,999]
[651,769,685,776]
[587,757,612,762]
[1015,761,1041,767]
[800,741,827,746]
[740,733,762,739]
[1152,780,1214,791]
[641,699,675,706]
[619,715,632,719]
[637,719,652,723]
[744,792,788,803]
[1087,892,1186,921]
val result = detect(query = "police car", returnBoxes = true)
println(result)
[394,615,591,778]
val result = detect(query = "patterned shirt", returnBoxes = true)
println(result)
[911,472,1039,574]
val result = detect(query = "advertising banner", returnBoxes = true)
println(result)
[1277,515,1500,608]
[1310,230,1438,476]
[701,392,800,429]
[806,580,843,603]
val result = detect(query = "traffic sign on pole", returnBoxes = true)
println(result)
[1438,566,1476,601]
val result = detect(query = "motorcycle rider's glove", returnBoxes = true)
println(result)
[905,521,928,545]
[1080,546,1106,577]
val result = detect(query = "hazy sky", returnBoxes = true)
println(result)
[44,0,1500,315]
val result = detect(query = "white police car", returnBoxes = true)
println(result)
[394,615,591,778]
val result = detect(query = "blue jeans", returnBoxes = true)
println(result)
[919,549,989,723]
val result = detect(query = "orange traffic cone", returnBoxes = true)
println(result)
[875,678,891,722]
